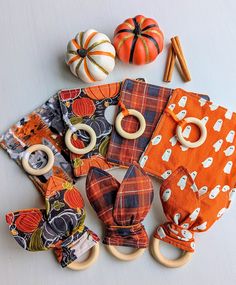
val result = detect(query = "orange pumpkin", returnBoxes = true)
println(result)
[85,82,121,100]
[15,210,42,233]
[72,97,95,117]
[64,187,84,209]
[113,15,164,65]
[59,89,80,101]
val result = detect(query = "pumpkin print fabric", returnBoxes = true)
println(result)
[106,79,209,168]
[86,162,153,248]
[0,95,74,195]
[58,82,121,177]
[6,176,99,268]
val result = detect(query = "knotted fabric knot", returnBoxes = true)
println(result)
[5,176,99,268]
[86,162,154,248]
[165,108,188,129]
[118,101,130,117]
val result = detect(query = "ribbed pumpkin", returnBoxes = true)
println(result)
[85,82,121,100]
[64,187,84,209]
[65,29,116,83]
[59,89,80,101]
[72,97,95,117]
[15,210,42,233]
[84,117,111,138]
[113,15,164,65]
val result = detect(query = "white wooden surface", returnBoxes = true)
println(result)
[0,1,236,284]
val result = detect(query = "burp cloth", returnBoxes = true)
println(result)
[6,176,99,268]
[139,88,236,251]
[0,95,73,195]
[106,79,209,167]
[86,162,153,248]
[155,166,234,252]
[58,82,121,177]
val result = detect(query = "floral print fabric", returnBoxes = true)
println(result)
[6,176,99,268]
[58,82,121,177]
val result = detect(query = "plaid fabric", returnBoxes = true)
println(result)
[86,162,153,248]
[6,176,99,268]
[58,82,121,177]
[0,94,74,195]
[106,79,210,167]
[155,167,234,252]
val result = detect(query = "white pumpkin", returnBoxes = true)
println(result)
[65,29,116,83]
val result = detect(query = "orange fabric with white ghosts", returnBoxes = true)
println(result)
[155,166,235,252]
[140,88,236,251]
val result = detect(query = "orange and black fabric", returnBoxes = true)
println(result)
[0,95,73,195]
[86,162,153,248]
[5,176,99,268]
[106,79,209,168]
[58,82,122,177]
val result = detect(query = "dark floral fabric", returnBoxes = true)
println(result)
[6,176,99,268]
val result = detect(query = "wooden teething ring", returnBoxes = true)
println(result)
[106,245,145,261]
[22,144,54,176]
[65,123,96,154]
[115,109,146,140]
[151,238,193,268]
[176,117,207,148]
[67,243,99,270]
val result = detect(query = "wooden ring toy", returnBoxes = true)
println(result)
[115,109,146,140]
[176,117,207,148]
[106,245,145,261]
[151,238,193,268]
[67,243,99,270]
[22,144,54,176]
[65,123,96,154]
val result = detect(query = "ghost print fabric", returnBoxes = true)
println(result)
[0,94,73,195]
[58,82,121,177]
[5,176,99,268]
[140,88,236,251]
[155,166,233,252]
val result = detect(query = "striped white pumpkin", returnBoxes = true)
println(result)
[65,29,116,83]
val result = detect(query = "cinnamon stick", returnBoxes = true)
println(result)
[163,45,176,82]
[171,36,191,82]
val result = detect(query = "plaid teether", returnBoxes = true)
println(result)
[86,162,153,248]
[6,176,99,268]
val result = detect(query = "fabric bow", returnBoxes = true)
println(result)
[155,167,234,252]
[86,162,154,248]
[6,176,99,268]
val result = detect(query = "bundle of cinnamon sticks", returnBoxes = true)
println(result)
[163,36,191,82]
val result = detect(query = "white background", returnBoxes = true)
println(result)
[0,0,236,284]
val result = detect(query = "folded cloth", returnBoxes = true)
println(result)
[106,79,209,167]
[140,88,236,189]
[86,162,153,248]
[58,82,122,177]
[5,176,99,268]
[155,166,235,252]
[0,94,74,195]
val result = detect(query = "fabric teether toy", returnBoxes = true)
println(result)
[65,29,116,82]
[0,94,73,195]
[113,15,164,65]
[6,176,99,270]
[86,162,153,261]
[139,89,236,266]
[58,82,122,177]
[106,79,209,167]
